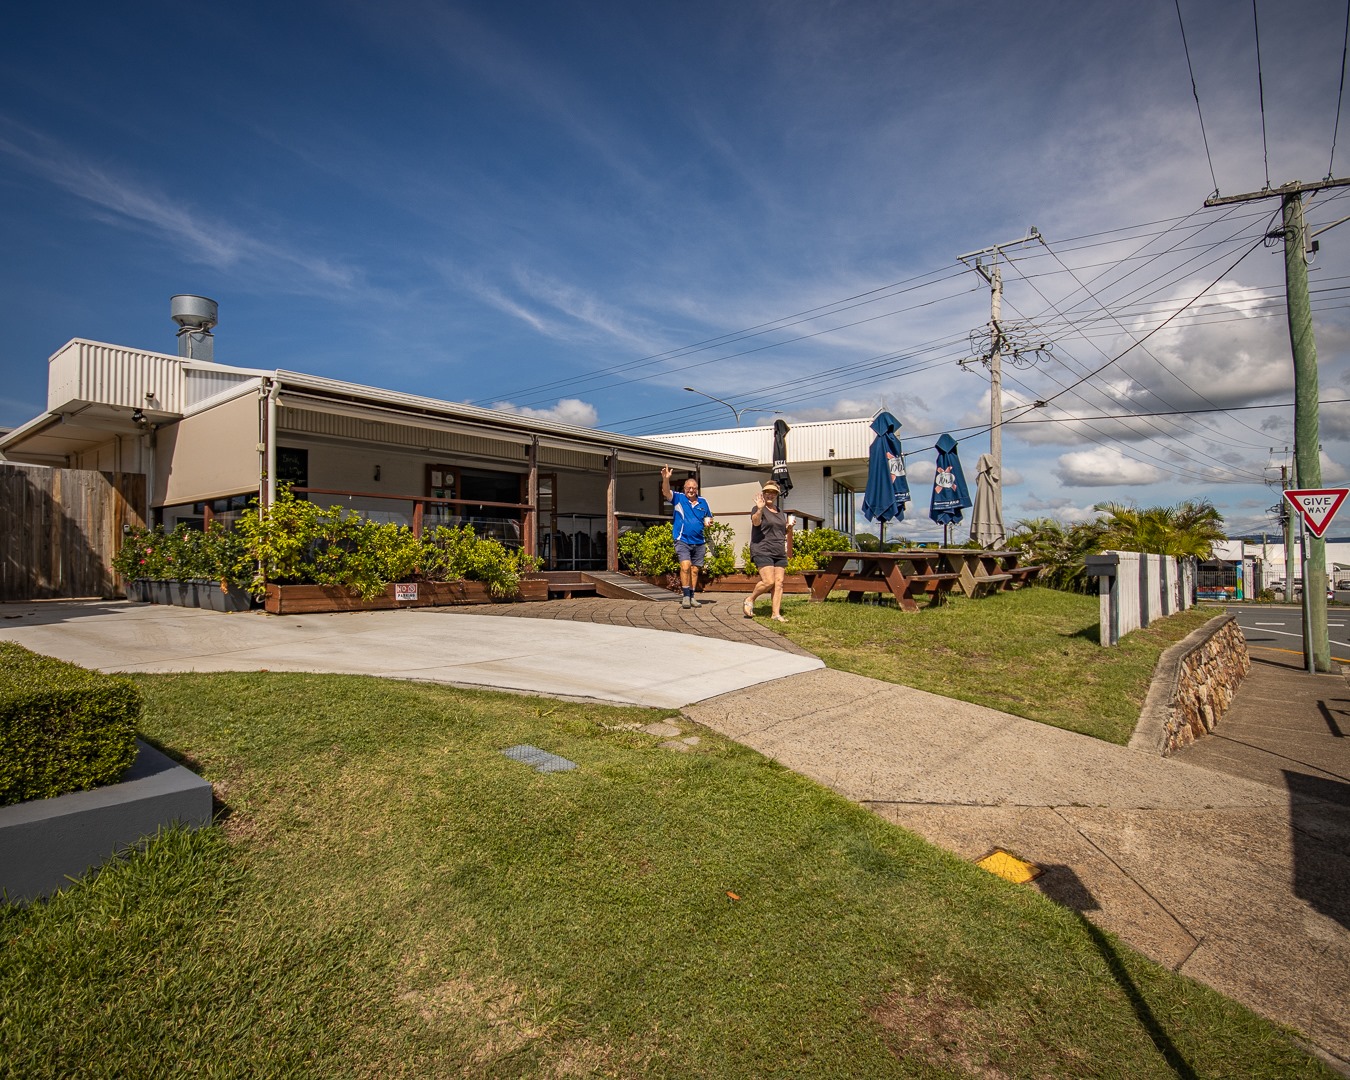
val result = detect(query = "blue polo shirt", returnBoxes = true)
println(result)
[671,492,711,545]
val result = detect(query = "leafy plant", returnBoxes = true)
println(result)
[421,525,540,597]
[703,520,736,577]
[617,524,678,578]
[112,524,250,586]
[1004,517,1105,592]
[618,522,735,580]
[787,527,853,572]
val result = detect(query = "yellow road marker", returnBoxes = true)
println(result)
[975,848,1043,884]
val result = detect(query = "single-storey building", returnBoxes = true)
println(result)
[0,297,768,575]
[644,419,871,559]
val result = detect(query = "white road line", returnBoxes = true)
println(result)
[1254,622,1286,626]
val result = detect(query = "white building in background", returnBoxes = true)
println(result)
[644,419,871,562]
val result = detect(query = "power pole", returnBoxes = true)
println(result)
[1206,178,1350,671]
[957,230,1048,525]
[1282,462,1296,596]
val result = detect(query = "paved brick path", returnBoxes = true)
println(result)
[460,593,817,657]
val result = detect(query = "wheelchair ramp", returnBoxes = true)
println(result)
[582,571,682,601]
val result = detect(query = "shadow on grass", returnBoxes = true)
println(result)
[1063,622,1102,644]
[1038,864,1199,1080]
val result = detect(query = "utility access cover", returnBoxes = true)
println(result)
[501,744,577,773]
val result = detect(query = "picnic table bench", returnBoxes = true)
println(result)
[809,550,960,612]
[983,551,1044,588]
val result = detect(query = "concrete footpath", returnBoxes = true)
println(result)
[1,598,1346,1068]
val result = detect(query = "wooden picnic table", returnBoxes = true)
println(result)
[808,550,961,612]
[935,548,1044,596]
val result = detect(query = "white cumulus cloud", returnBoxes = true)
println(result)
[489,397,598,427]
[1054,447,1162,487]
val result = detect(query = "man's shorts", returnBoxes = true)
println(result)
[675,541,706,567]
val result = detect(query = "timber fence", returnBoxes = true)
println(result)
[0,464,146,601]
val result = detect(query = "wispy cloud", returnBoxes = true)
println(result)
[0,118,360,292]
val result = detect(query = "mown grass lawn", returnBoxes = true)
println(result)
[767,587,1217,743]
[0,668,1329,1078]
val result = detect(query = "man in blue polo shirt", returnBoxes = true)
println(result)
[660,465,713,610]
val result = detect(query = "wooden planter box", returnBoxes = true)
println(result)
[698,573,816,594]
[637,572,815,594]
[263,578,547,615]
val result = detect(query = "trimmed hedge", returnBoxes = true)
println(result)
[0,643,141,808]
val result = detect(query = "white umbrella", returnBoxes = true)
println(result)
[969,453,1005,549]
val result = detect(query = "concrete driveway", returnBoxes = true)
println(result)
[0,600,821,710]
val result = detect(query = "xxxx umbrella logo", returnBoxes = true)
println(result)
[887,452,906,480]
[934,466,957,493]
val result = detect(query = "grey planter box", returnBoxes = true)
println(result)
[0,741,214,905]
[190,579,254,612]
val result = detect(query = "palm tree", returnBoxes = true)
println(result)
[1005,516,1107,592]
[1093,500,1225,559]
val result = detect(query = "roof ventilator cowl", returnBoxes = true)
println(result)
[170,294,218,361]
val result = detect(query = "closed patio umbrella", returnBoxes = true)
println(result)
[969,452,1004,548]
[771,419,793,497]
[929,433,972,534]
[862,411,911,531]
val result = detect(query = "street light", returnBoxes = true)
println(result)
[683,386,750,426]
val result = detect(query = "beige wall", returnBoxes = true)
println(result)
[154,392,260,507]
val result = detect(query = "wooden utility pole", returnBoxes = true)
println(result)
[957,231,1044,528]
[1206,178,1350,671]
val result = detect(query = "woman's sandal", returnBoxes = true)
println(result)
[743,598,755,619]
[771,614,787,623]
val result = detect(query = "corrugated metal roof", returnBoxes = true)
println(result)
[645,418,874,464]
[3,339,759,470]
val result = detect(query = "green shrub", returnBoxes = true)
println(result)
[618,522,736,579]
[0,643,140,807]
[618,524,678,578]
[787,528,853,572]
[119,489,541,601]
[742,528,852,574]
[421,525,540,597]
[704,521,736,577]
[111,523,250,587]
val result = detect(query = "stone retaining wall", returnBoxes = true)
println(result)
[1129,614,1251,756]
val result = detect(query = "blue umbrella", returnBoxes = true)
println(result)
[930,433,972,526]
[862,411,911,524]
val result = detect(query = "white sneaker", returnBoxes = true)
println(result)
[689,597,702,608]
[681,595,692,609]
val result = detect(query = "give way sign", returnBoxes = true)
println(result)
[1284,488,1350,538]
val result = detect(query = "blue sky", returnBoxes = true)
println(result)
[3,0,1350,539]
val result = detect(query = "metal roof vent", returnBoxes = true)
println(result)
[170,294,218,361]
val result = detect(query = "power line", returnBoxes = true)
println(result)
[1006,397,1350,424]
[1175,0,1220,196]
[1331,0,1350,179]
[1253,0,1272,190]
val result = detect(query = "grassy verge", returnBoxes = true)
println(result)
[0,672,1329,1078]
[767,588,1216,743]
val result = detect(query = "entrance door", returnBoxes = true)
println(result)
[537,473,558,567]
